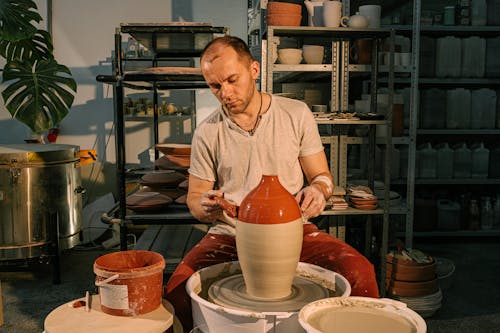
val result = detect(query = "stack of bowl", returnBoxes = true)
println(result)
[386,251,442,317]
[266,2,302,26]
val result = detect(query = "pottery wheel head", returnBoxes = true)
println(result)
[208,274,329,312]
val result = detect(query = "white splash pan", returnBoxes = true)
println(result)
[186,261,351,333]
[299,296,427,333]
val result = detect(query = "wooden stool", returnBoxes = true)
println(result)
[44,295,175,333]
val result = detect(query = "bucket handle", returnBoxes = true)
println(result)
[95,274,119,287]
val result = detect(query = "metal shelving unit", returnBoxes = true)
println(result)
[392,3,500,244]
[97,24,227,250]
[264,25,396,296]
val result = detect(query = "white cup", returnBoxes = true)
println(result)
[359,5,381,28]
[323,1,343,27]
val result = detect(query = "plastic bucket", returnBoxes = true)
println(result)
[94,250,165,316]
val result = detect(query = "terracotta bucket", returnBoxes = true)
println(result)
[93,250,165,316]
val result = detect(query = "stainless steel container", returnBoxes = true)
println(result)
[0,144,83,260]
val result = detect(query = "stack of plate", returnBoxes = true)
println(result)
[349,195,378,210]
[390,289,442,318]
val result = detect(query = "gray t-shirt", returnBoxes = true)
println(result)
[189,95,324,235]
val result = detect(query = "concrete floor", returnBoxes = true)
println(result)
[1,238,499,333]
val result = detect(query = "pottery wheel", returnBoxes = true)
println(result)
[208,274,329,312]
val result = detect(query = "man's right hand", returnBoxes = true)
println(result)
[199,190,224,222]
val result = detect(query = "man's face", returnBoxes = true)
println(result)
[201,45,259,114]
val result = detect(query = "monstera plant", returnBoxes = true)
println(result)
[0,0,76,138]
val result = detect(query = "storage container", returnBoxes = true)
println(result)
[419,37,436,77]
[471,0,488,25]
[470,88,497,128]
[485,37,500,77]
[437,199,461,230]
[453,143,472,178]
[487,0,500,25]
[471,142,489,178]
[435,142,454,179]
[447,88,471,129]
[0,144,83,261]
[436,37,462,78]
[461,37,486,77]
[418,143,437,178]
[420,88,446,128]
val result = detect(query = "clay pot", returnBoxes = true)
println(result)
[386,254,437,282]
[267,1,302,14]
[267,13,302,26]
[386,278,439,297]
[220,175,303,299]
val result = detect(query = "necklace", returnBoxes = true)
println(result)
[248,92,263,136]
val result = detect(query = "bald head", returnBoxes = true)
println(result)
[201,36,254,66]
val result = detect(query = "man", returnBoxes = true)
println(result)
[164,36,379,330]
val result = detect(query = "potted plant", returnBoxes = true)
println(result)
[0,0,77,142]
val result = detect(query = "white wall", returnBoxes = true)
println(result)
[0,0,247,163]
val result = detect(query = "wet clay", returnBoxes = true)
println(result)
[307,307,417,333]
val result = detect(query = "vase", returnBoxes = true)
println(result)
[236,175,303,299]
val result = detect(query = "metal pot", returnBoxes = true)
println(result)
[0,144,83,260]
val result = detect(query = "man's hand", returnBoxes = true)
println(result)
[198,189,224,222]
[295,184,326,220]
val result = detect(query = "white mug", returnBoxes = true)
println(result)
[323,1,343,27]
[359,5,381,29]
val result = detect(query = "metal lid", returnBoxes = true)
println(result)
[0,144,80,166]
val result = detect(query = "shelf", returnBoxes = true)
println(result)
[316,119,388,125]
[349,64,412,73]
[347,136,410,145]
[417,129,500,135]
[272,64,334,72]
[392,178,500,185]
[383,77,500,86]
[124,114,192,121]
[389,24,500,37]
[322,204,408,216]
[267,26,392,39]
[96,72,208,90]
[125,205,197,225]
[401,229,500,237]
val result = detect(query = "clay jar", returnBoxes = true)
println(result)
[236,175,303,299]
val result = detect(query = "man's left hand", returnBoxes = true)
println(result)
[295,185,326,220]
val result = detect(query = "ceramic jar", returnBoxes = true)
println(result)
[236,175,303,299]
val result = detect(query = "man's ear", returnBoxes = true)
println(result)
[251,60,260,80]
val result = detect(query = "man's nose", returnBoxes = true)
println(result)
[219,82,231,100]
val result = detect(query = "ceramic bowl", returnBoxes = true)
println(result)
[267,13,302,26]
[278,48,303,64]
[266,1,302,14]
[302,45,324,64]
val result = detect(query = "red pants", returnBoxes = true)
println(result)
[164,223,379,330]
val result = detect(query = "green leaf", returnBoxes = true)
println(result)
[0,0,42,42]
[0,30,53,62]
[2,58,77,133]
